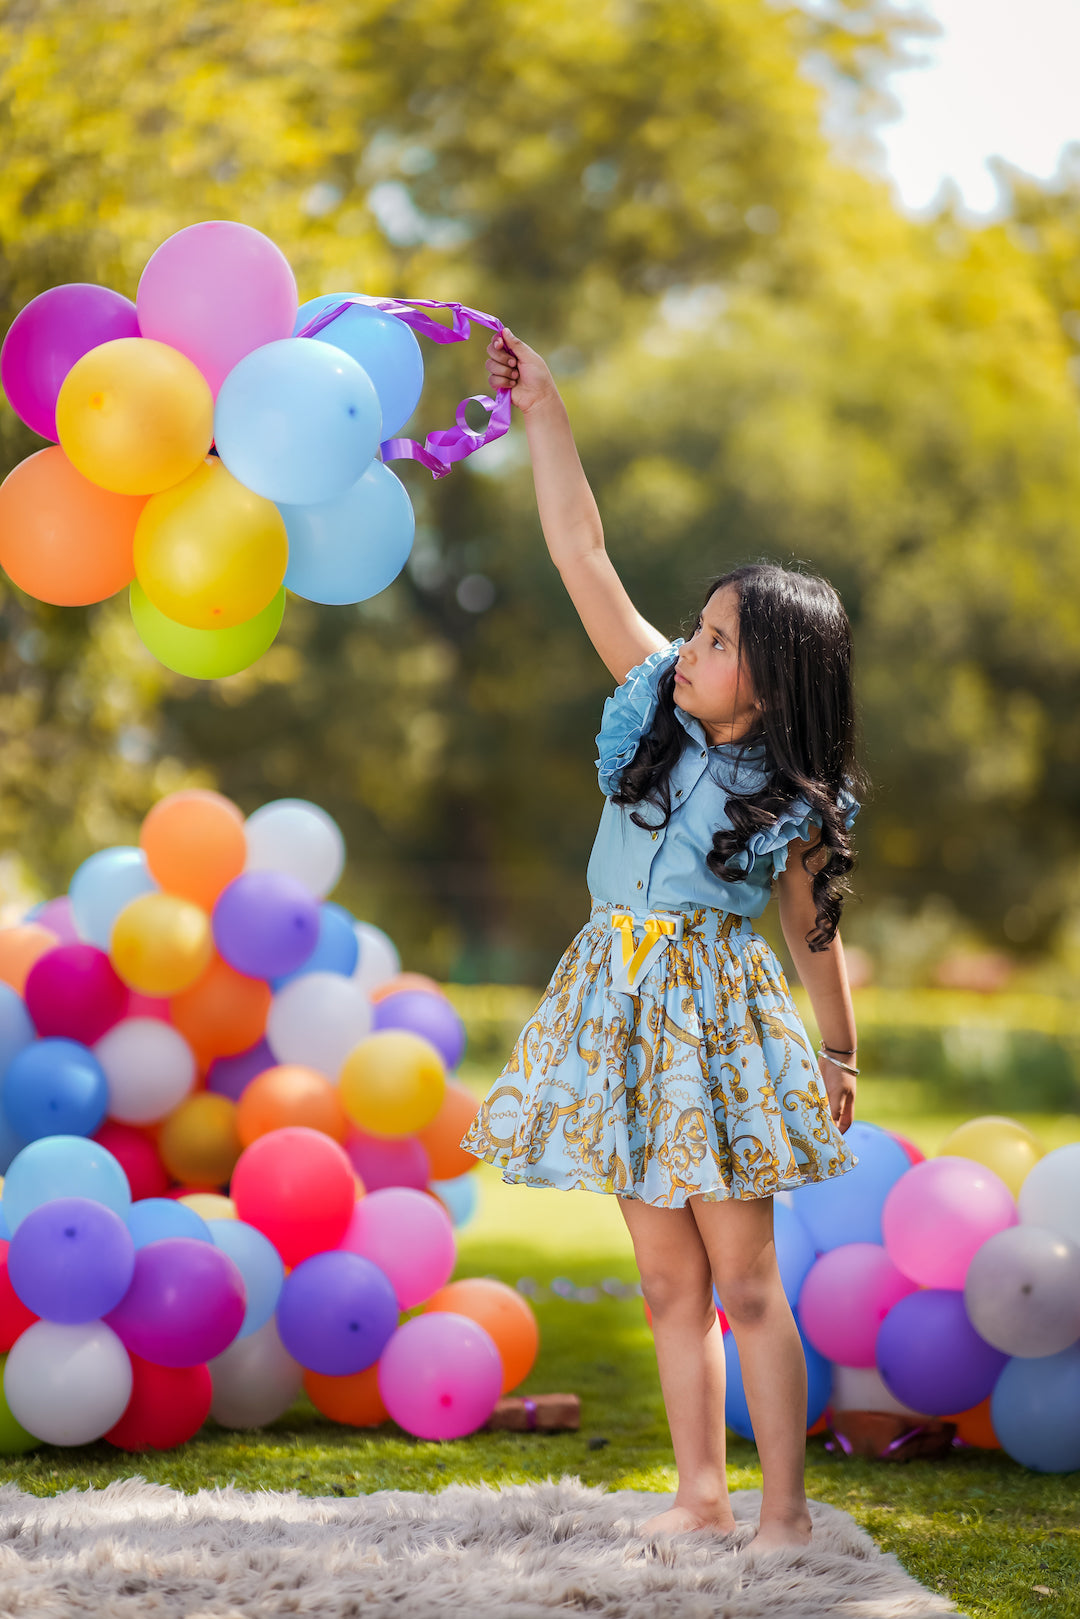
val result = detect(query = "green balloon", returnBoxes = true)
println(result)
[130,582,285,679]
[0,1355,40,1455]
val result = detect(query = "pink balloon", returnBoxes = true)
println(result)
[339,1187,455,1309]
[797,1242,918,1367]
[136,222,298,397]
[882,1157,1017,1289]
[0,283,139,441]
[122,990,172,1022]
[33,897,80,945]
[345,1128,430,1193]
[24,943,127,1045]
[378,1313,503,1440]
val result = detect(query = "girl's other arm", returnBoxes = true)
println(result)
[774,836,857,1133]
[486,330,667,684]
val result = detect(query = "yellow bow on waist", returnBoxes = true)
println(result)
[609,910,683,997]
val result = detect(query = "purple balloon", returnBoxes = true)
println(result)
[106,1237,246,1367]
[8,1196,134,1324]
[0,283,140,441]
[876,1288,1008,1416]
[29,897,80,945]
[373,991,466,1070]
[212,872,320,981]
[275,1249,398,1376]
[345,1128,430,1193]
[206,1037,275,1102]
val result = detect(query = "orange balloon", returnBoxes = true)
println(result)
[0,924,59,993]
[415,1082,481,1181]
[171,953,271,1066]
[140,789,246,910]
[0,446,142,605]
[158,1092,241,1187]
[424,1278,539,1394]
[236,1065,348,1147]
[948,1396,1001,1450]
[304,1363,388,1427]
[369,973,449,1005]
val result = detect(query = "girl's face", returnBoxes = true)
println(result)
[673,585,760,746]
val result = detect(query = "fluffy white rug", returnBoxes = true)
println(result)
[0,1476,956,1618]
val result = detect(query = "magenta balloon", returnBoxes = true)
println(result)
[345,1128,430,1193]
[378,1313,503,1440]
[0,283,139,440]
[24,943,127,1045]
[105,1236,246,1367]
[339,1187,455,1309]
[882,1157,1018,1289]
[373,991,466,1070]
[797,1242,919,1368]
[33,897,80,945]
[876,1288,1009,1416]
[206,1037,276,1102]
[136,222,298,396]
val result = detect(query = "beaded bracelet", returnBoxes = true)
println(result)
[817,1045,860,1077]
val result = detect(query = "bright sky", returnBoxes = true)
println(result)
[877,0,1080,215]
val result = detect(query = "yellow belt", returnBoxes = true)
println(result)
[609,910,683,997]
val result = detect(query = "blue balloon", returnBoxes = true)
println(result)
[723,1326,831,1442]
[787,1122,910,1252]
[2,1038,108,1142]
[2,1135,131,1233]
[991,1345,1080,1473]
[276,1250,398,1376]
[215,338,382,505]
[280,461,415,606]
[69,846,157,949]
[302,302,424,440]
[208,1218,285,1339]
[294,292,380,332]
[8,1196,135,1324]
[0,983,35,1082]
[126,1198,212,1251]
[272,902,360,990]
[716,1200,816,1315]
[430,1172,479,1230]
[0,1202,10,1240]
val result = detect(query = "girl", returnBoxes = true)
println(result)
[461,330,864,1554]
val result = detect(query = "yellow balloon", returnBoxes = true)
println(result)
[159,1094,241,1187]
[110,892,213,996]
[133,458,288,630]
[179,1192,238,1221]
[937,1115,1046,1199]
[340,1032,446,1139]
[56,338,213,495]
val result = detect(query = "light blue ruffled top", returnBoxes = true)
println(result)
[586,641,860,918]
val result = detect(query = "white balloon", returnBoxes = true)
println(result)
[830,1364,929,1419]
[351,921,401,999]
[209,1318,303,1428]
[266,971,372,1078]
[244,799,345,899]
[93,1018,197,1125]
[965,1223,1080,1358]
[1018,1143,1080,1246]
[4,1320,132,1445]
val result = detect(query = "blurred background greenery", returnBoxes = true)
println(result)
[3,0,1080,1030]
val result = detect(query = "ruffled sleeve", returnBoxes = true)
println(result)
[594,640,681,797]
[748,786,861,876]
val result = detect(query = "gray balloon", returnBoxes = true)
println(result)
[209,1318,303,1429]
[965,1224,1080,1358]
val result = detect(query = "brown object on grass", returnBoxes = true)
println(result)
[829,1409,957,1462]
[484,1394,580,1432]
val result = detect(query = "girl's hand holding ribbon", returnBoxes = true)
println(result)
[486,329,557,415]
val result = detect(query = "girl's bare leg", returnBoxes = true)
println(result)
[618,1198,737,1537]
[689,1193,813,1551]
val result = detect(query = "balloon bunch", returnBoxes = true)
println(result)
[0,788,535,1452]
[0,221,509,679]
[684,1117,1080,1474]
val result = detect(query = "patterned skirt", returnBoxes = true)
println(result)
[459,899,859,1208]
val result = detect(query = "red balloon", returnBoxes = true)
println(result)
[231,1126,355,1267]
[105,1354,212,1451]
[0,1241,38,1350]
[93,1122,170,1201]
[122,990,172,1022]
[24,943,127,1044]
[889,1130,926,1167]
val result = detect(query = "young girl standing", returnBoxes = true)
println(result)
[461,331,864,1553]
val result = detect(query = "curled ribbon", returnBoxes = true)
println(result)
[609,911,683,998]
[295,296,511,480]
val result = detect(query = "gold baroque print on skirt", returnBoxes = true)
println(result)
[460,900,859,1208]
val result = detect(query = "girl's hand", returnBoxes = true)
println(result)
[485,328,557,415]
[819,1057,856,1134]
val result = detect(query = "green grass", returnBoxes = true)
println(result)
[1,1098,1078,1618]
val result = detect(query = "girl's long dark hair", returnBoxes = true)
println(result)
[612,564,865,951]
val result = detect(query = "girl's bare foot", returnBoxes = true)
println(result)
[638,1502,738,1538]
[742,1512,813,1553]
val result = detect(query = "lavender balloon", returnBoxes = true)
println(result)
[106,1237,246,1367]
[378,1313,503,1441]
[0,284,139,441]
[275,1250,398,1376]
[212,871,320,981]
[206,1038,275,1102]
[8,1197,135,1324]
[373,991,466,1071]
[876,1288,1008,1416]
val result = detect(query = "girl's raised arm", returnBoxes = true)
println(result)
[487,330,668,685]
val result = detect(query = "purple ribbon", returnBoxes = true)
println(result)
[523,1397,538,1431]
[295,296,511,480]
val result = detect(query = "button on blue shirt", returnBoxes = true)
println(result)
[586,641,859,917]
